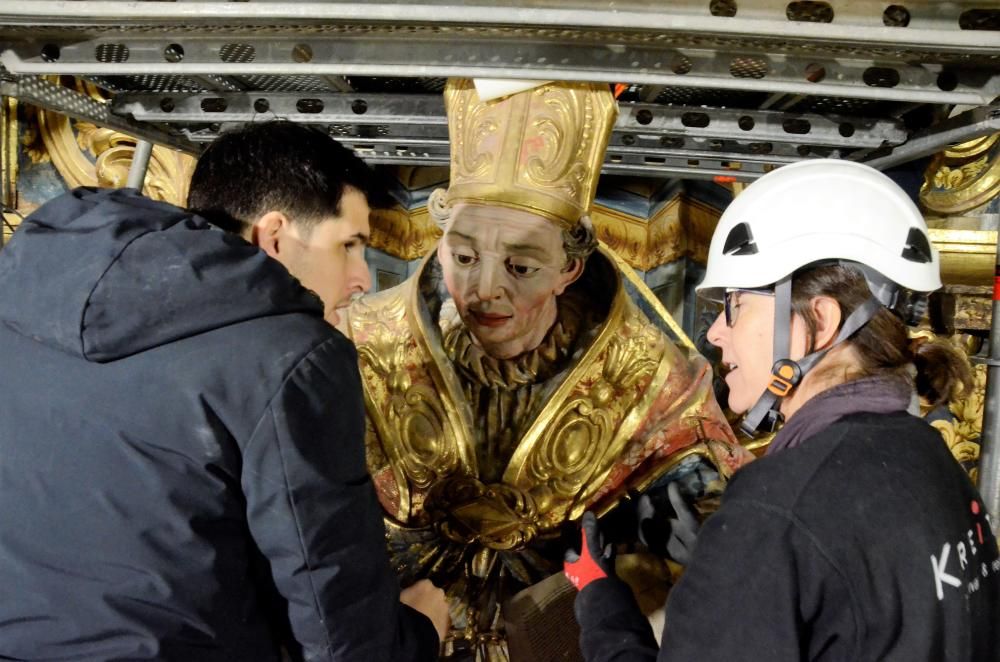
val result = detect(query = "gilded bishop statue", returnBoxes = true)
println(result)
[344,79,752,660]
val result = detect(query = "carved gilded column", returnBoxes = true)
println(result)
[1,95,17,244]
[921,133,1000,483]
[922,135,1000,216]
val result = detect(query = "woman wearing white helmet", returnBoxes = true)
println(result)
[568,159,1000,661]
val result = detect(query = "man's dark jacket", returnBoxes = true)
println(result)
[0,188,437,660]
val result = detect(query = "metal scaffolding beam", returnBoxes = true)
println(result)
[1,1,997,56]
[3,40,995,106]
[0,75,198,154]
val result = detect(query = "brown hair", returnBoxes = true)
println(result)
[792,264,971,407]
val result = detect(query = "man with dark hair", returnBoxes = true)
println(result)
[188,121,385,326]
[0,121,448,661]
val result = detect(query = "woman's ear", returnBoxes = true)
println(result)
[809,295,843,351]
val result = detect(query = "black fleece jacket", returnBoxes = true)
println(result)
[0,188,437,661]
[576,411,1000,662]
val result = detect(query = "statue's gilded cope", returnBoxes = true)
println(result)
[346,77,750,660]
[346,248,750,659]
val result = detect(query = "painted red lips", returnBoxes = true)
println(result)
[469,311,512,328]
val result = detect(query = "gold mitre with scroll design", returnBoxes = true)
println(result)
[443,78,618,229]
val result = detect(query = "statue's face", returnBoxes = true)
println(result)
[438,203,582,360]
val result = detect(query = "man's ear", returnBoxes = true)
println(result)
[554,257,585,296]
[809,295,843,351]
[249,211,290,260]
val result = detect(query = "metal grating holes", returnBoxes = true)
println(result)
[201,74,244,92]
[219,43,256,63]
[163,43,184,63]
[883,5,911,28]
[863,67,900,88]
[104,75,207,93]
[681,112,711,128]
[346,77,446,93]
[937,70,959,91]
[296,98,325,114]
[40,44,60,62]
[671,54,693,75]
[960,9,1000,30]
[730,55,768,79]
[235,75,332,92]
[95,43,130,63]
[786,1,834,23]
[201,98,228,113]
[654,88,767,108]
[709,0,737,18]
[782,118,811,134]
[788,95,892,116]
[22,77,110,122]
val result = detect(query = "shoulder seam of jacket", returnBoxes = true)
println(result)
[243,332,346,449]
[241,333,348,656]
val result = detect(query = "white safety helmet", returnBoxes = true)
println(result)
[697,159,941,303]
[696,159,942,435]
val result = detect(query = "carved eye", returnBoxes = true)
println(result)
[506,260,540,277]
[454,252,477,266]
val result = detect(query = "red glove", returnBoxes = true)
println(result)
[564,512,614,591]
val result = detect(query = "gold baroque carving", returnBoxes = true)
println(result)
[928,228,997,287]
[590,203,675,271]
[913,330,984,481]
[921,133,1000,215]
[930,362,985,484]
[684,196,724,265]
[425,476,539,551]
[2,96,19,242]
[590,194,722,271]
[26,78,195,207]
[20,104,49,166]
[370,190,728,270]
[506,289,672,525]
[350,284,468,520]
[933,284,992,333]
[369,205,442,261]
[2,96,17,205]
[444,79,617,229]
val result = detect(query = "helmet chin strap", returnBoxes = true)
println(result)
[738,276,883,437]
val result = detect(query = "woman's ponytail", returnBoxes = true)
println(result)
[792,264,972,408]
[911,337,973,408]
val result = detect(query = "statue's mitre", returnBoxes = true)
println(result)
[443,78,618,229]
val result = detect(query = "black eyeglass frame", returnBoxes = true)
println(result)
[723,287,775,327]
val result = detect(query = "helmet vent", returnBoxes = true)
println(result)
[723,222,758,255]
[901,227,932,264]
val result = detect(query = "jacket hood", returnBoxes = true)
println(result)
[0,187,323,362]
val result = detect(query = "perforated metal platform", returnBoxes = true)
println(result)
[1,0,998,179]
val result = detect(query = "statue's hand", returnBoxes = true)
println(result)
[638,482,700,566]
[563,512,614,591]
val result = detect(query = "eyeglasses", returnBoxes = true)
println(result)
[723,287,774,327]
